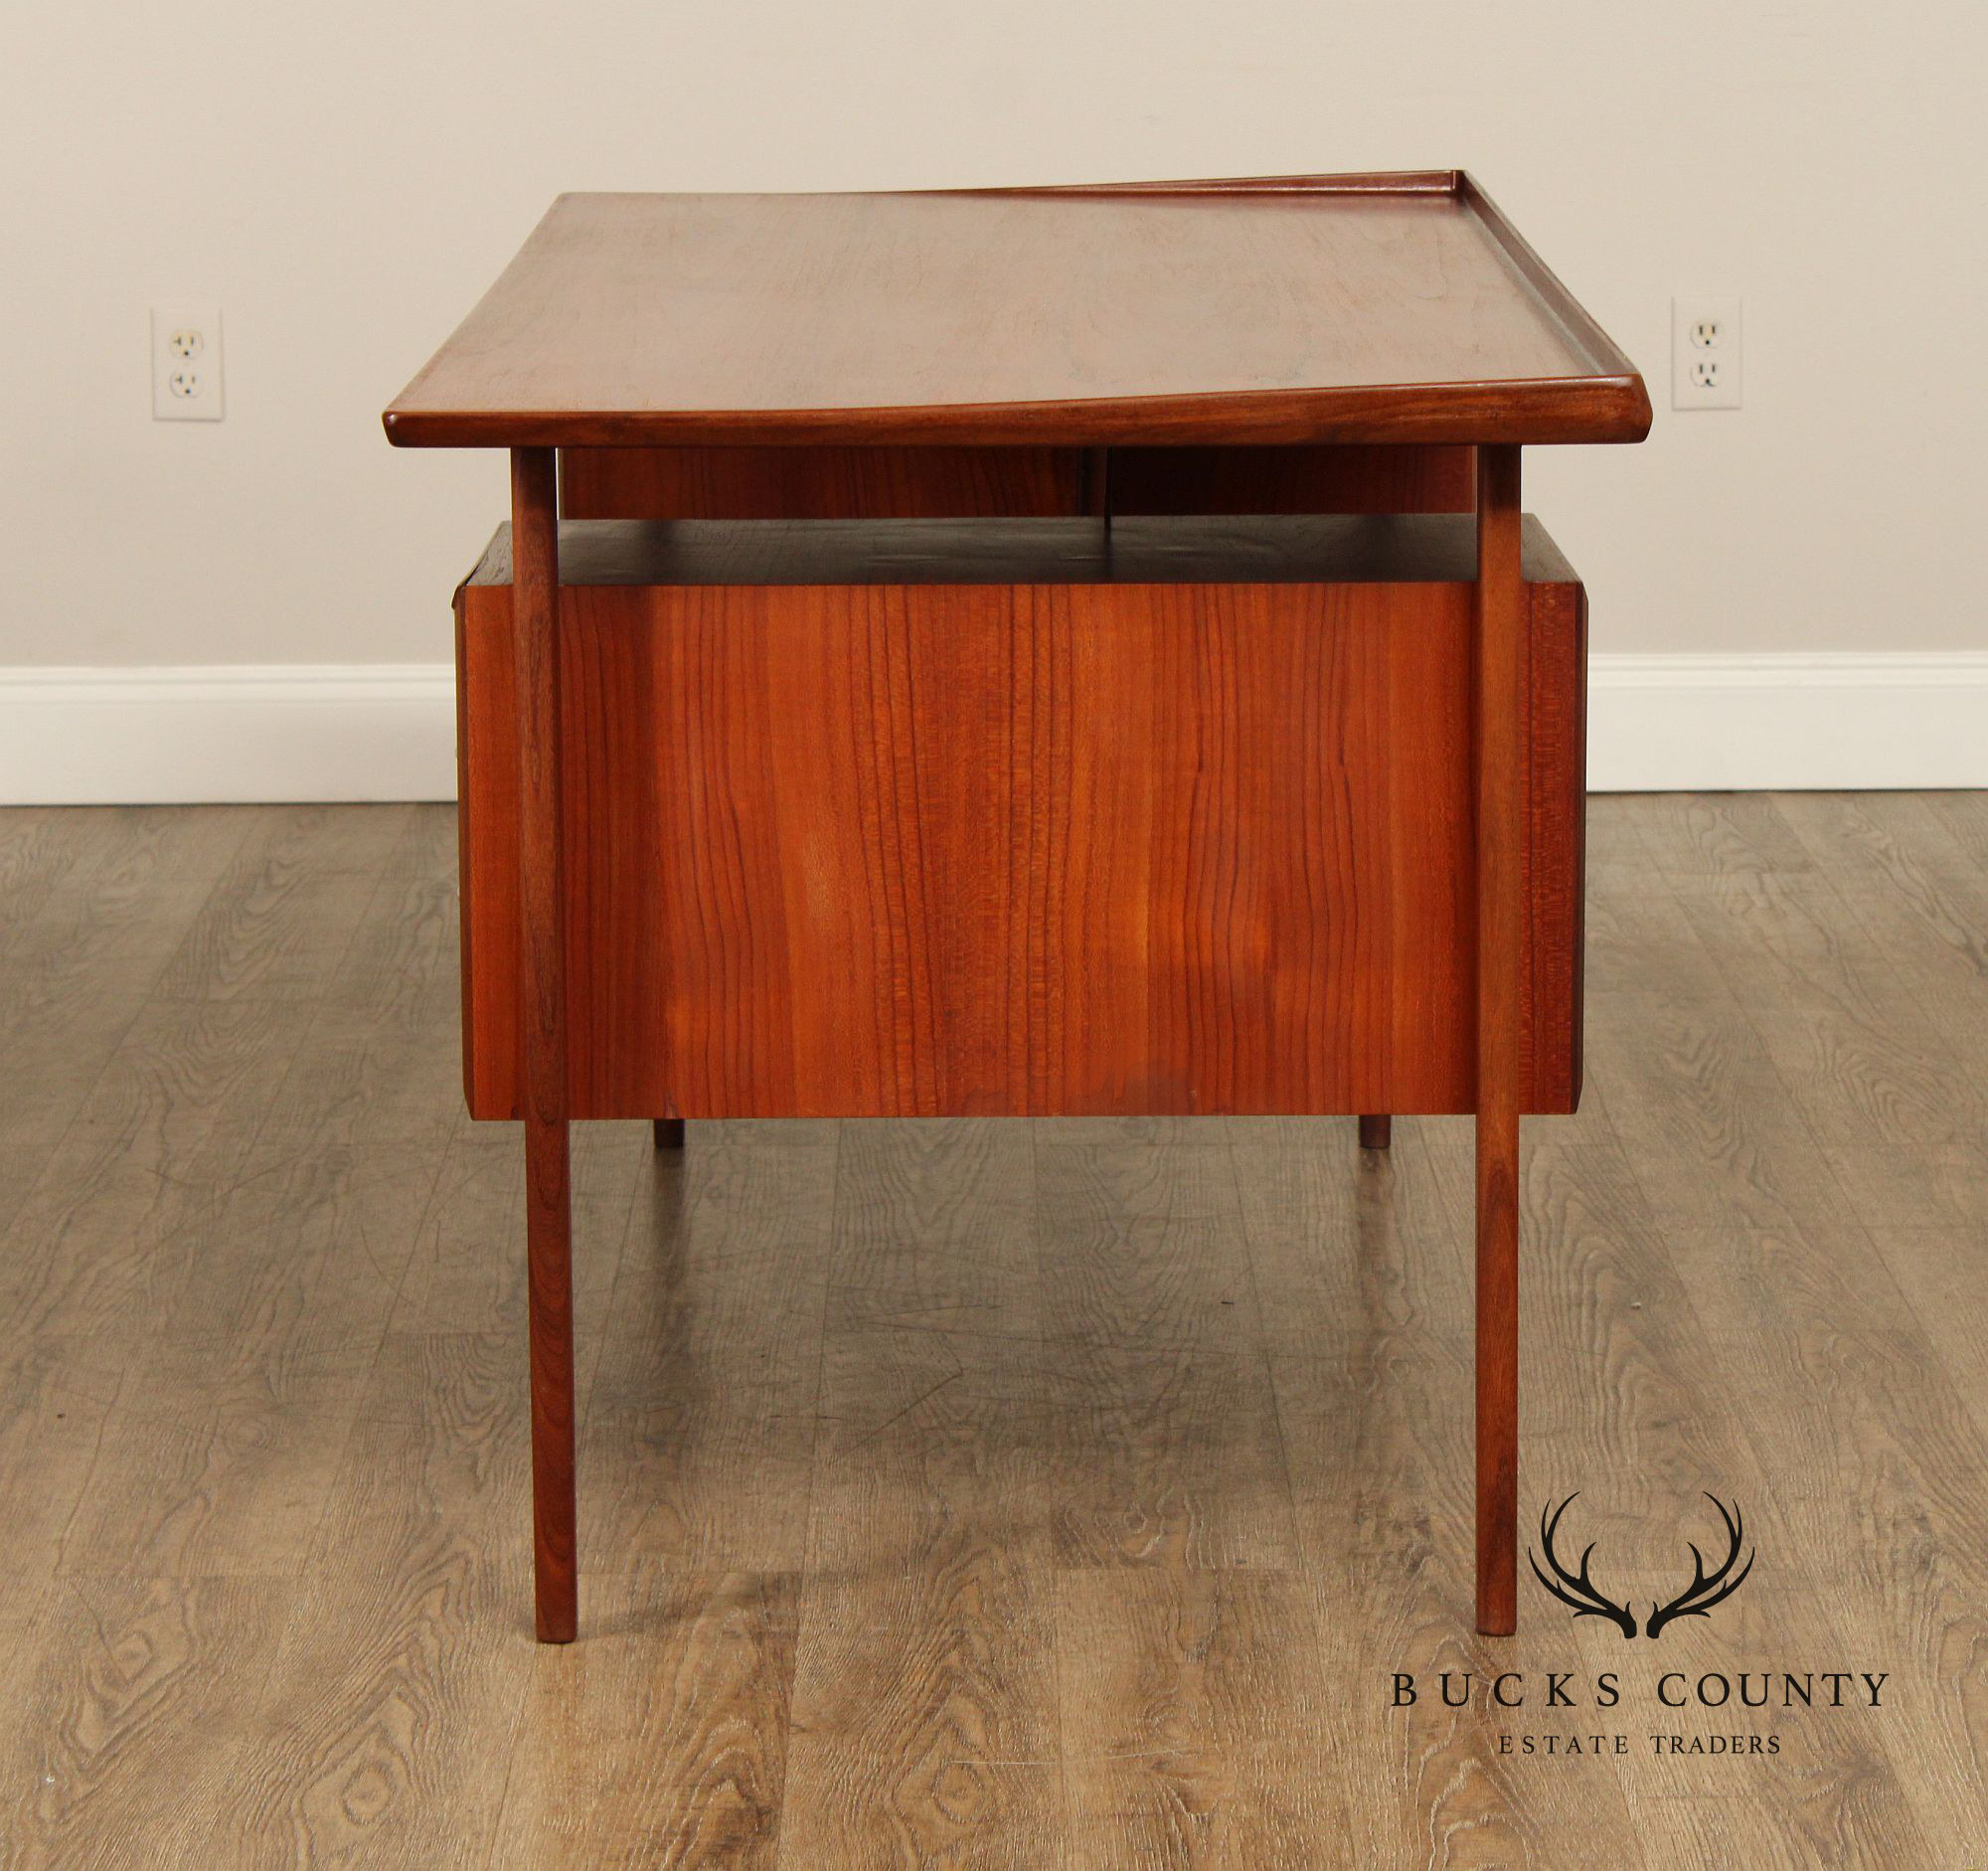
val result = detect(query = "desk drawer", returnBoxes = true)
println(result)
[453,515,1583,1120]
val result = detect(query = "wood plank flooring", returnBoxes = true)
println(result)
[0,796,1984,1867]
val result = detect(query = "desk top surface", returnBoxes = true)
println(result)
[385,173,1649,450]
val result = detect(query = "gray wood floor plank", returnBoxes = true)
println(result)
[0,797,1982,1866]
[782,1118,1064,1869]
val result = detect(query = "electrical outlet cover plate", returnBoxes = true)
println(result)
[152,305,224,421]
[1671,295,1741,412]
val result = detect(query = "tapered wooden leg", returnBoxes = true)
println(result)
[1358,1114,1392,1151]
[512,445,578,1643]
[524,1113,576,1641]
[653,1118,685,1149]
[1473,443,1525,1636]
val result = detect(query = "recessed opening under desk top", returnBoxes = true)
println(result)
[464,513,1578,591]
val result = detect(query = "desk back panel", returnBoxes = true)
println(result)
[559,444,1474,520]
[454,534,1583,1119]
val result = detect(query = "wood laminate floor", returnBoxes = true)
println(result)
[0,794,1983,1868]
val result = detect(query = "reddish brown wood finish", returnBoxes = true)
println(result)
[511,448,578,1644]
[394,174,1643,1643]
[1473,444,1525,1637]
[1358,1115,1393,1151]
[452,514,1584,1126]
[1109,445,1475,516]
[561,445,1082,521]
[384,177,1650,449]
[559,443,1474,522]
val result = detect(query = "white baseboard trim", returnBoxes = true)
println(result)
[1584,651,1988,791]
[0,664,458,805]
[1,653,1983,804]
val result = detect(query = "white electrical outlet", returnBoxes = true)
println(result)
[152,305,224,421]
[1671,295,1740,411]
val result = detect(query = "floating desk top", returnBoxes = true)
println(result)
[387,171,1649,1646]
[384,172,1650,450]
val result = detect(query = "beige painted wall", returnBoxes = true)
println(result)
[4,0,1981,670]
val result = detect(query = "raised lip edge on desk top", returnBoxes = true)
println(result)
[387,170,1652,451]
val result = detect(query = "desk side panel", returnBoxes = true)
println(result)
[456,575,1580,1118]
[1524,577,1585,1113]
[454,585,504,1116]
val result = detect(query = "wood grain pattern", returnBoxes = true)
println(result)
[0,809,423,1581]
[512,447,578,1644]
[1056,1567,1345,1864]
[0,1577,295,1862]
[1466,833,1953,1865]
[1227,1112,1652,1866]
[1596,795,1988,1861]
[1034,1119,1298,1573]
[1472,443,1525,1634]
[191,1331,537,1867]
[0,800,1986,1864]
[454,514,1585,1123]
[1420,1102,1933,1856]
[494,1566,799,1867]
[562,444,1082,521]
[783,1119,1066,1866]
[560,443,1473,522]
[48,812,457,1586]
[580,1120,838,1575]
[384,176,1650,448]
[0,807,255,1243]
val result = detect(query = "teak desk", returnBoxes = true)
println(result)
[385,172,1650,1642]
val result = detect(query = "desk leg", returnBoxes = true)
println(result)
[1474,444,1524,1636]
[653,1118,685,1149]
[513,446,579,1643]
